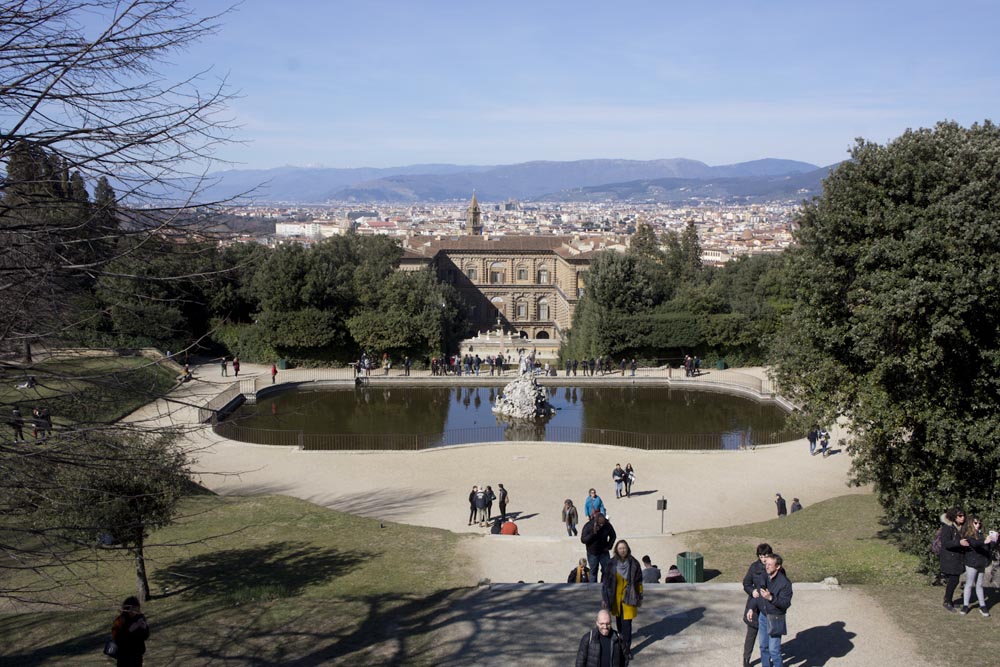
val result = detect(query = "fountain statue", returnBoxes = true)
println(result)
[492,373,554,420]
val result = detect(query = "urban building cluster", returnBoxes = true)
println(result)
[223,197,799,265]
[221,196,800,344]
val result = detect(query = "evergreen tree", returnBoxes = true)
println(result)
[772,121,1000,562]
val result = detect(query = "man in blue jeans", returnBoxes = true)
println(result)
[748,553,792,667]
[580,510,616,583]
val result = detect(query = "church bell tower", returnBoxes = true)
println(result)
[467,191,482,236]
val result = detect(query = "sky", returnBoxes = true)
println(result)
[162,0,1000,170]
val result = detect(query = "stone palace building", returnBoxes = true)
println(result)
[401,193,610,342]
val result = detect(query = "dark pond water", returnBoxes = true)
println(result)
[220,385,795,451]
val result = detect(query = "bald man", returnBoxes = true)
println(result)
[576,609,627,667]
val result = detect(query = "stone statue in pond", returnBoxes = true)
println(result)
[493,373,555,420]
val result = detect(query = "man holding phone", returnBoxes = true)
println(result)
[747,553,792,667]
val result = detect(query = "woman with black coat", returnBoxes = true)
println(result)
[960,515,997,616]
[938,506,969,613]
[111,596,149,667]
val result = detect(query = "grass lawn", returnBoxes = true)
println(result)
[686,494,1000,664]
[0,355,177,425]
[0,494,472,666]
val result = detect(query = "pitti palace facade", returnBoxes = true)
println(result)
[400,194,609,342]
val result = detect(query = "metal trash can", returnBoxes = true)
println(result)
[278,358,288,370]
[716,359,726,370]
[677,551,704,583]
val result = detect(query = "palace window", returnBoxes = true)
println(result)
[516,302,527,319]
[538,299,550,321]
[517,267,528,281]
[466,267,477,281]
[490,262,505,284]
[538,269,549,284]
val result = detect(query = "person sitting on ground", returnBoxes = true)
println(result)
[490,517,502,535]
[499,516,519,535]
[641,555,661,583]
[664,564,686,583]
[790,498,803,513]
[568,557,591,584]
[16,376,37,390]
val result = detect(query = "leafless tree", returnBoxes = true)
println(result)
[0,0,242,603]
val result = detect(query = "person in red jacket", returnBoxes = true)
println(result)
[270,362,278,384]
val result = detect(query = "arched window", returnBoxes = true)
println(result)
[466,267,477,281]
[537,299,550,321]
[538,268,550,284]
[516,265,528,281]
[536,331,550,339]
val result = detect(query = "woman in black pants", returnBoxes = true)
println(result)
[938,506,969,613]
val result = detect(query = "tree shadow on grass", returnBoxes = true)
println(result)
[151,541,374,601]
[309,487,445,520]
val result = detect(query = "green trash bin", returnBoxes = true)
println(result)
[676,551,704,583]
[716,359,726,370]
[277,358,288,370]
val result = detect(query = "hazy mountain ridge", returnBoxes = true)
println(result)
[197,158,823,203]
[538,166,834,203]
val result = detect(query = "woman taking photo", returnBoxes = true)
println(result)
[960,515,996,616]
[602,539,643,661]
[110,596,149,666]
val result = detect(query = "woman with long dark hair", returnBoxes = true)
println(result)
[938,506,968,613]
[602,539,643,661]
[960,515,996,616]
[111,596,149,667]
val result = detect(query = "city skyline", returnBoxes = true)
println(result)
[167,1,999,171]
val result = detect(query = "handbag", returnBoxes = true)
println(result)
[103,639,118,658]
[766,613,787,637]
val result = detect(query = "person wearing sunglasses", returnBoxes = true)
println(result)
[938,506,969,613]
[960,515,997,616]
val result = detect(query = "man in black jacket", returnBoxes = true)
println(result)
[576,609,626,667]
[581,511,616,583]
[751,552,792,667]
[741,543,773,667]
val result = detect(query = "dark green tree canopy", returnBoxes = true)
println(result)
[772,121,1000,559]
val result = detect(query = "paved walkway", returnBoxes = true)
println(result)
[122,359,929,666]
[426,585,928,667]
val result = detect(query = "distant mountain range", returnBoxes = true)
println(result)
[197,158,834,204]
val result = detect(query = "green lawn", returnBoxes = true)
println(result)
[684,493,924,585]
[0,355,176,425]
[0,494,471,666]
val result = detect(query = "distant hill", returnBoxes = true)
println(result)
[538,166,834,204]
[193,157,824,204]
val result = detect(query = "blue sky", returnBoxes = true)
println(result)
[168,1,1000,169]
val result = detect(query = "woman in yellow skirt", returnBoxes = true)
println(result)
[602,539,643,661]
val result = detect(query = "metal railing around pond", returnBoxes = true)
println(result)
[212,420,798,452]
[197,381,243,423]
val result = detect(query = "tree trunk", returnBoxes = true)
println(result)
[23,340,32,364]
[134,537,150,602]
